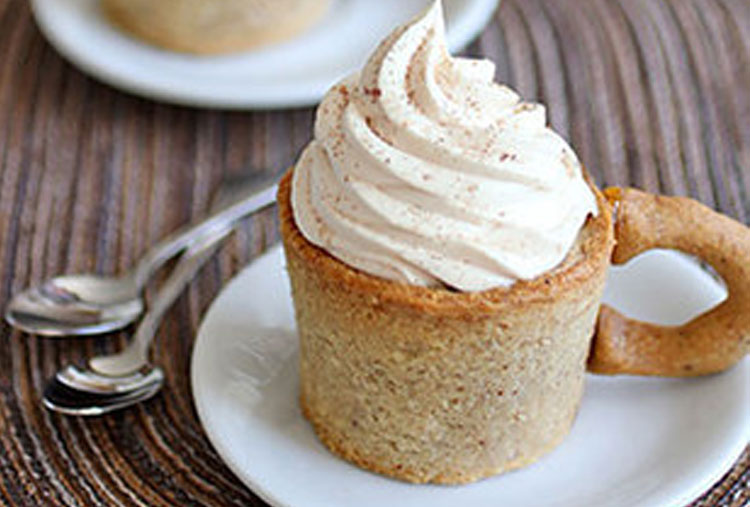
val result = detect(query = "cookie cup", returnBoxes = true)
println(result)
[278,169,614,484]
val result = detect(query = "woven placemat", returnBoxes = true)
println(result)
[0,0,746,504]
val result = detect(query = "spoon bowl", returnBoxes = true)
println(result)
[43,370,164,416]
[55,363,163,395]
[5,276,143,336]
[43,225,239,415]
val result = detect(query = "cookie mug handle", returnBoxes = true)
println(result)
[588,187,750,376]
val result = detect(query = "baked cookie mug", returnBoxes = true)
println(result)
[279,2,750,484]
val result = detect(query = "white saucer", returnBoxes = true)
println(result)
[31,0,499,109]
[191,246,750,507]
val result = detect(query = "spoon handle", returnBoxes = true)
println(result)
[131,179,278,289]
[90,227,231,377]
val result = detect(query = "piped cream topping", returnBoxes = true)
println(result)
[292,1,597,291]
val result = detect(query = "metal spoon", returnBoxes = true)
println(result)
[44,226,231,415]
[42,371,164,416]
[6,175,278,337]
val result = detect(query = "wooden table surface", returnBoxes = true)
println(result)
[1,0,748,504]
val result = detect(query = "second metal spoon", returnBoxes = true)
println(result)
[43,226,229,415]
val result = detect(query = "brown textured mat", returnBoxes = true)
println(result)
[0,0,747,504]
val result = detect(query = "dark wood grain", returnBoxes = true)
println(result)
[0,0,747,505]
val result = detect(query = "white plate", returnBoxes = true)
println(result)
[31,0,499,109]
[191,246,750,507]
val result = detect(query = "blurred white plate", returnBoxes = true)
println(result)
[191,245,750,507]
[31,0,499,109]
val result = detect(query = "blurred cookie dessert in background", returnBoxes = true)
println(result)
[101,0,332,54]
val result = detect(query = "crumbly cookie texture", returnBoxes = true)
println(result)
[101,0,331,54]
[279,170,614,484]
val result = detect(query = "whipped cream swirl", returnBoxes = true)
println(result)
[292,1,598,291]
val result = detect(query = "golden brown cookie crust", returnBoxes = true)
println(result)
[590,187,750,376]
[279,169,615,484]
[300,393,576,484]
